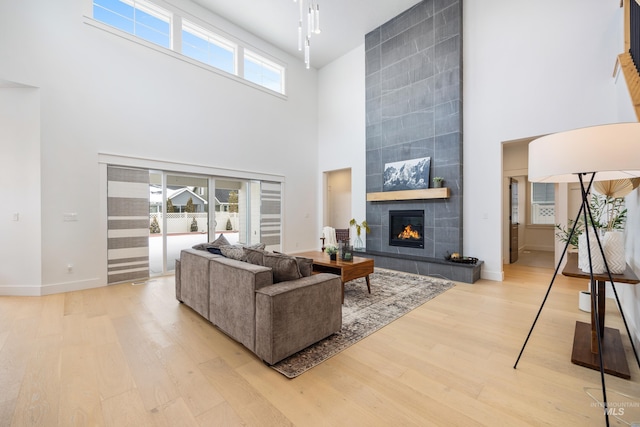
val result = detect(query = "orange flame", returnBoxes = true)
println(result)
[398,225,420,240]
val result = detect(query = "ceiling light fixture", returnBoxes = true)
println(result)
[293,0,321,69]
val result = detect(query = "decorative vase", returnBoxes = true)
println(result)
[329,253,337,261]
[354,235,364,251]
[578,227,605,274]
[433,181,443,188]
[578,290,591,312]
[603,230,626,274]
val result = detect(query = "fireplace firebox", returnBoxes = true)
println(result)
[389,210,424,248]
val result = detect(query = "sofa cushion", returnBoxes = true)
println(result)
[192,234,230,251]
[295,257,313,277]
[244,247,266,266]
[219,244,245,260]
[263,252,302,283]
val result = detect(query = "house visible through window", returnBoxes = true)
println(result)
[531,182,555,225]
[93,0,172,49]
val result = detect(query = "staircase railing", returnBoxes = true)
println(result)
[617,0,640,120]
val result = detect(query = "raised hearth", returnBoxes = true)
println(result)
[357,250,482,284]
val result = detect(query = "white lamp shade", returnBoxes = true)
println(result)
[528,123,640,183]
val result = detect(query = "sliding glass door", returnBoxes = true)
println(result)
[106,162,282,282]
[149,172,209,276]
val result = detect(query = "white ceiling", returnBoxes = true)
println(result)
[192,0,423,69]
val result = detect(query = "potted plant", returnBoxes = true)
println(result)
[324,244,338,261]
[432,177,444,188]
[555,193,626,244]
[349,218,370,251]
[555,193,627,272]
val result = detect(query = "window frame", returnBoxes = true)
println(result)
[182,19,237,75]
[93,0,173,49]
[244,49,286,95]
[530,182,555,226]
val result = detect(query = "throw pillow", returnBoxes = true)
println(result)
[243,247,266,266]
[211,234,230,247]
[219,244,245,260]
[295,257,313,277]
[192,234,230,251]
[263,252,302,283]
[207,247,223,255]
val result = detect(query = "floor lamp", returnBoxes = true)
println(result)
[512,122,640,427]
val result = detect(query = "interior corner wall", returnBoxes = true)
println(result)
[0,0,319,294]
[0,87,42,295]
[614,62,640,348]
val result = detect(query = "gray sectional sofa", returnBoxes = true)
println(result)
[176,247,342,365]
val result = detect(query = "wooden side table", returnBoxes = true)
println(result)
[562,253,639,379]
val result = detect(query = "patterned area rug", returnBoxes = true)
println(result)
[271,268,455,378]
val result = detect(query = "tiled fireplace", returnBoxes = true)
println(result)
[359,0,481,283]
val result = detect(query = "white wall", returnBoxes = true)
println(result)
[0,87,42,295]
[614,63,640,350]
[463,0,625,280]
[0,0,319,294]
[317,47,366,246]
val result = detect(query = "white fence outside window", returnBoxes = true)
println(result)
[149,212,239,234]
[532,204,555,225]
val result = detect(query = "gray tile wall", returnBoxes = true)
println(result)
[365,0,463,262]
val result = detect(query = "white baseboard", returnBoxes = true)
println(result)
[523,245,554,252]
[481,269,504,281]
[0,285,42,296]
[0,278,105,296]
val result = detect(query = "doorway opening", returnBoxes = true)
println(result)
[323,168,352,231]
[502,137,556,271]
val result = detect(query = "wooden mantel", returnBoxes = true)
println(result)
[366,187,450,202]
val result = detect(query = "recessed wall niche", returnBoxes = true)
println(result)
[363,0,473,282]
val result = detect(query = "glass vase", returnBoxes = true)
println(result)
[354,235,364,251]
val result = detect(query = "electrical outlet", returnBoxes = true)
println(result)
[67,264,73,273]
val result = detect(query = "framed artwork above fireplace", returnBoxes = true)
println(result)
[383,157,431,192]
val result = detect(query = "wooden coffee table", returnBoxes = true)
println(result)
[295,251,374,303]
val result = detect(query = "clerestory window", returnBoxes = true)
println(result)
[182,20,236,75]
[90,0,287,95]
[93,0,172,49]
[244,50,285,94]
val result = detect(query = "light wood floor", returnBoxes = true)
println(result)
[1,264,639,426]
